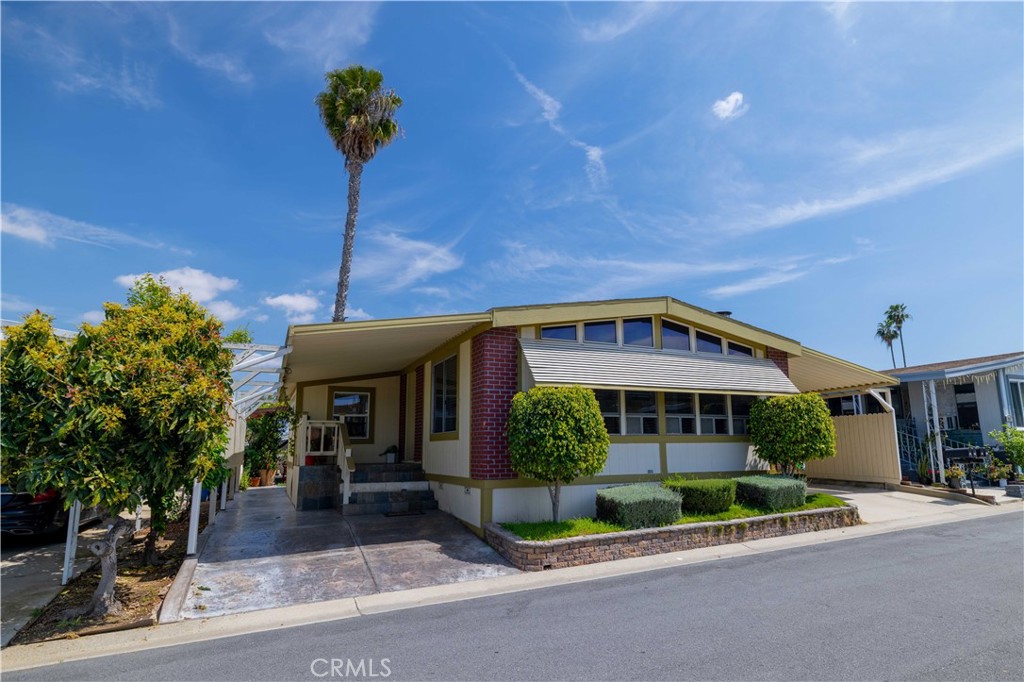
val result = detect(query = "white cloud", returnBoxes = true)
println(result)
[711,92,749,121]
[81,310,106,324]
[1,203,175,250]
[167,16,251,84]
[115,267,238,303]
[576,3,664,42]
[262,291,322,324]
[824,2,857,34]
[705,267,808,298]
[345,307,373,321]
[205,300,249,323]
[512,66,609,192]
[352,232,463,291]
[1,293,38,316]
[263,4,378,70]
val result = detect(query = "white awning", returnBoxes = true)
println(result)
[519,339,799,395]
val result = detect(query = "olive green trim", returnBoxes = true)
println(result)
[652,315,663,350]
[402,321,491,375]
[606,435,748,444]
[659,441,668,475]
[429,431,459,442]
[481,487,493,527]
[426,473,483,488]
[297,371,401,390]
[327,385,376,443]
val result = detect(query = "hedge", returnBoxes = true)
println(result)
[734,475,807,511]
[596,484,681,529]
[663,478,736,514]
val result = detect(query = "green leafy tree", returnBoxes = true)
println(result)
[875,322,898,369]
[1,277,233,615]
[244,403,294,484]
[884,304,912,367]
[506,386,610,522]
[990,424,1024,471]
[224,326,254,344]
[748,393,837,476]
[315,65,402,322]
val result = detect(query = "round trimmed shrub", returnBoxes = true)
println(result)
[748,393,836,476]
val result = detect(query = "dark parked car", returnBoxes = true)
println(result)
[0,485,102,537]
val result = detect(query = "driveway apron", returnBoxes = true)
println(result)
[182,487,517,619]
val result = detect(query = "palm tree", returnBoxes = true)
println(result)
[885,304,912,367]
[315,66,402,322]
[875,322,898,369]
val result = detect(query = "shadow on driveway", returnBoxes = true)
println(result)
[183,487,518,619]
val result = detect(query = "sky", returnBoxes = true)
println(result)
[2,1,1022,370]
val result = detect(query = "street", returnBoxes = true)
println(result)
[6,513,1023,681]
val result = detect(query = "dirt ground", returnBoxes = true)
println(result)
[11,507,208,645]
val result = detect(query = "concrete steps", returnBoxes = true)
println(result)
[343,462,437,516]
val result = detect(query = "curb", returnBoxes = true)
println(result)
[157,524,215,624]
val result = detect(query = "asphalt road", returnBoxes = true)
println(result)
[8,514,1023,682]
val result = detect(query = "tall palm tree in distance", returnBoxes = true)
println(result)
[316,66,402,322]
[885,303,912,367]
[875,322,898,369]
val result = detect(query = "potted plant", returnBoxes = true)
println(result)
[946,464,966,489]
[987,460,1012,488]
[379,445,399,464]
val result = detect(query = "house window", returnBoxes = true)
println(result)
[728,342,754,357]
[665,392,696,434]
[731,395,757,435]
[661,320,691,352]
[584,320,617,344]
[541,324,577,341]
[594,389,621,435]
[332,391,370,440]
[1010,380,1024,427]
[696,330,723,354]
[432,355,457,433]
[698,393,729,434]
[622,318,654,347]
[625,391,658,435]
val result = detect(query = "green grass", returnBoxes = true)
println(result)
[676,493,847,524]
[501,494,848,540]
[501,517,625,541]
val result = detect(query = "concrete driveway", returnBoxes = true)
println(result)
[808,483,995,524]
[181,487,518,619]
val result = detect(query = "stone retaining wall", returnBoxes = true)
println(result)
[485,506,861,571]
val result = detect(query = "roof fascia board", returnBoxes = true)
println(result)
[665,298,802,355]
[887,354,1024,382]
[491,298,668,327]
[802,347,898,387]
[289,312,492,337]
[401,320,494,374]
[533,381,791,396]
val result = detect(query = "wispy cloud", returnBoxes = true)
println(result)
[115,267,249,321]
[573,3,664,42]
[81,310,105,325]
[166,16,251,84]
[1,293,39,316]
[1,204,179,251]
[262,4,378,70]
[262,291,322,324]
[512,66,608,191]
[352,232,463,291]
[712,92,749,121]
[824,2,858,35]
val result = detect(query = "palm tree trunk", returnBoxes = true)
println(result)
[333,159,364,323]
[889,344,896,369]
[898,329,907,367]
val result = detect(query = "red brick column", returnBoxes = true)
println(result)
[414,365,424,462]
[766,347,790,377]
[398,374,407,461]
[470,327,519,480]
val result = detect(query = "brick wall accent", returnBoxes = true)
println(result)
[470,327,519,480]
[486,506,860,571]
[766,347,790,377]
[398,374,407,461]
[413,365,424,462]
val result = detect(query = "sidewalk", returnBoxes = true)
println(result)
[3,495,1019,672]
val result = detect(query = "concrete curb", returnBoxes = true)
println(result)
[2,502,1019,673]
[157,524,215,624]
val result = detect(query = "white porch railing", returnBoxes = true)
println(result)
[295,416,355,506]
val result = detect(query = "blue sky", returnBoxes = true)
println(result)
[2,1,1021,369]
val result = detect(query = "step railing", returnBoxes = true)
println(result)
[296,417,355,507]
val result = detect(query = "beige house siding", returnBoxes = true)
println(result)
[300,376,401,463]
[422,341,472,478]
[805,413,901,484]
[666,442,765,473]
[602,443,661,475]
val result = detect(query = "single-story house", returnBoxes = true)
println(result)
[279,296,900,531]
[884,352,1024,449]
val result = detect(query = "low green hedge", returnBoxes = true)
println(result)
[663,478,736,514]
[734,475,807,511]
[596,484,681,529]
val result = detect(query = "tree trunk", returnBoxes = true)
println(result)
[333,159,364,323]
[898,330,907,368]
[82,517,134,617]
[144,492,166,566]
[889,343,896,369]
[548,482,561,522]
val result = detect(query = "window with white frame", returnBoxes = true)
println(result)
[594,389,621,434]
[661,320,691,351]
[624,391,658,434]
[332,391,370,440]
[432,355,457,433]
[1010,379,1024,427]
[584,320,616,344]
[728,342,754,357]
[731,395,757,435]
[696,330,723,354]
[698,393,729,434]
[665,392,696,434]
[541,324,577,341]
[622,318,654,347]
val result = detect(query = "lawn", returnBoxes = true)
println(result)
[501,493,848,541]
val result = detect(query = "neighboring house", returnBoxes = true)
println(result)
[280,297,899,530]
[884,352,1024,450]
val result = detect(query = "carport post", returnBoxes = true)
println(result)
[928,379,947,485]
[209,485,216,526]
[220,479,228,511]
[61,500,82,585]
[187,478,202,555]
[135,504,143,532]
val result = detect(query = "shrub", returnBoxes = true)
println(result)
[506,386,610,521]
[663,478,736,514]
[748,393,836,475]
[990,424,1024,471]
[734,475,807,511]
[596,484,681,529]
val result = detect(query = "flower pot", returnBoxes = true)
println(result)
[949,478,965,490]
[999,478,1008,488]
[386,452,396,464]
[249,476,261,487]
[260,469,275,487]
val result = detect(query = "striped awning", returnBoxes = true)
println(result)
[519,339,799,395]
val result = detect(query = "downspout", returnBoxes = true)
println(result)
[928,379,946,484]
